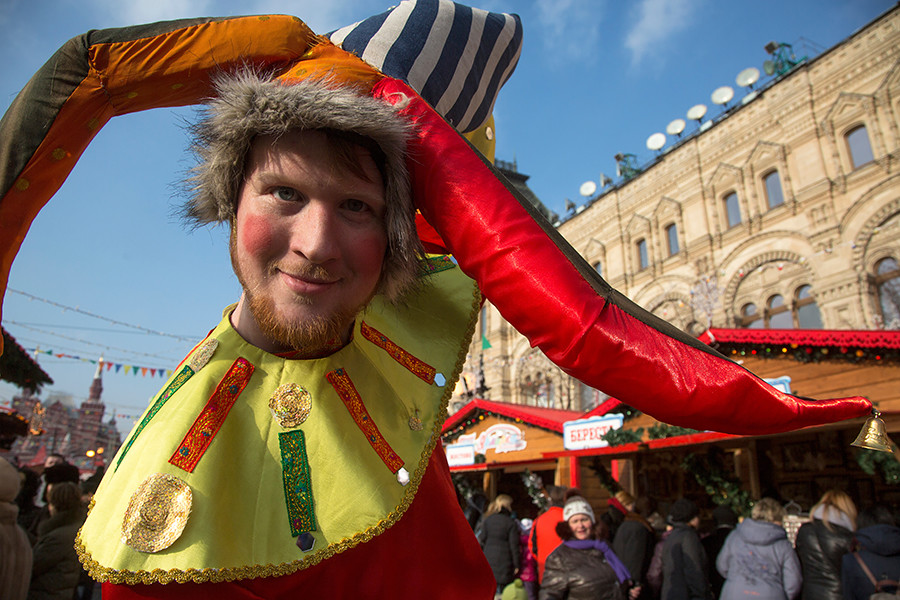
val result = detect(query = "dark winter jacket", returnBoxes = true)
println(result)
[660,524,711,600]
[716,518,802,600]
[702,525,734,598]
[479,509,521,587]
[28,507,84,600]
[613,513,656,586]
[840,524,900,600]
[539,542,626,600]
[796,518,853,600]
[601,502,627,543]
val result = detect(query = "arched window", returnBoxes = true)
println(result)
[846,125,875,169]
[794,285,823,329]
[763,170,784,209]
[875,257,900,329]
[740,303,763,328]
[637,238,649,270]
[593,260,602,277]
[666,223,679,256]
[724,192,741,228]
[767,294,792,328]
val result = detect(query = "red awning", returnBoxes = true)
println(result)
[443,398,584,434]
[698,328,900,349]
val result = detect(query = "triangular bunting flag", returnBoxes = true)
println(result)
[141,367,148,377]
[115,364,122,373]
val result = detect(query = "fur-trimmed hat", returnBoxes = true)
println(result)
[186,71,424,303]
[563,496,595,523]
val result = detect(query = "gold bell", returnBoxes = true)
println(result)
[851,409,894,454]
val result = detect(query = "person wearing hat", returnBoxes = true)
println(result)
[660,498,712,600]
[701,504,738,597]
[539,496,637,600]
[612,493,657,600]
[28,481,86,600]
[0,0,879,598]
[0,458,31,600]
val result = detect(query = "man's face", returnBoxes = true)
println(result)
[230,130,388,353]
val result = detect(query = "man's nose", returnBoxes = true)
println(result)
[291,202,340,264]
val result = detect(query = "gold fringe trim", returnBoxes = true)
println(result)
[76,283,482,585]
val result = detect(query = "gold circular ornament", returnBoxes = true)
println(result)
[122,473,192,553]
[269,383,312,428]
[408,415,424,431]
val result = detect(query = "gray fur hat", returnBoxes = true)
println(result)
[185,70,423,302]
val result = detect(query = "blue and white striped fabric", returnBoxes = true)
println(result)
[329,0,522,133]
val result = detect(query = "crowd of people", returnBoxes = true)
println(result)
[469,485,900,600]
[1,455,102,600]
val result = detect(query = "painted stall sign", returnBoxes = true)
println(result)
[563,414,625,451]
[446,443,476,467]
[456,423,527,455]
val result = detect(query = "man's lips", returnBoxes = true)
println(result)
[278,269,339,293]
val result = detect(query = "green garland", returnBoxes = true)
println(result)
[521,468,550,511]
[602,427,644,446]
[452,473,479,502]
[647,424,700,440]
[856,448,900,485]
[587,457,622,495]
[682,449,751,516]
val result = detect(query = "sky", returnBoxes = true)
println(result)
[0,0,894,437]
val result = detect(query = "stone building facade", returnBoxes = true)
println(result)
[454,6,900,414]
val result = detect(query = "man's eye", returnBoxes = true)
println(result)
[344,198,368,212]
[273,187,296,201]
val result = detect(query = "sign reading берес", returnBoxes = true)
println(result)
[563,414,625,451]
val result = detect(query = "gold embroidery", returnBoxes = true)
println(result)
[269,383,312,428]
[121,474,192,553]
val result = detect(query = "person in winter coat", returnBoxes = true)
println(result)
[28,481,86,600]
[840,505,900,600]
[660,498,712,600]
[479,494,521,595]
[532,485,568,583]
[796,489,857,600]
[0,458,32,600]
[601,491,631,543]
[518,518,539,600]
[702,505,737,598]
[540,496,637,600]
[716,497,802,600]
[613,494,657,600]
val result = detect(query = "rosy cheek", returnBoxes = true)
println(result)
[239,214,275,257]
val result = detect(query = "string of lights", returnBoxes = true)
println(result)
[8,288,197,342]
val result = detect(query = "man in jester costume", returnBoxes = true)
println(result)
[0,1,873,598]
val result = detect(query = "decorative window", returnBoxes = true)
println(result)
[767,295,793,329]
[846,125,874,169]
[875,257,900,329]
[763,170,784,209]
[665,224,680,256]
[740,303,763,329]
[637,238,649,270]
[794,285,823,329]
[724,192,741,228]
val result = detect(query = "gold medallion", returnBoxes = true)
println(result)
[122,473,192,553]
[269,383,313,428]
[188,338,219,372]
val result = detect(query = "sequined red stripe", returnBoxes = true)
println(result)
[326,368,404,473]
[360,321,436,384]
[169,357,254,473]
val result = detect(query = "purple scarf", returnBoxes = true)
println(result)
[562,539,632,583]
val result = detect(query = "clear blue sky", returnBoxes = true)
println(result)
[0,0,893,435]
